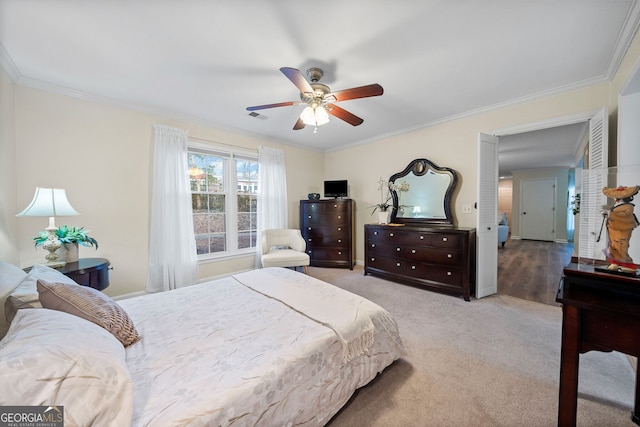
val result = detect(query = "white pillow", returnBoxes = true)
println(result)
[0,308,134,426]
[10,264,78,302]
[0,261,27,337]
[4,264,79,323]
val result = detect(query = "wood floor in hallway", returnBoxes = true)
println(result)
[498,239,574,306]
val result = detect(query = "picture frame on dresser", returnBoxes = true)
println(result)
[364,158,476,300]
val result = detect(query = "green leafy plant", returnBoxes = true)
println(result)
[571,193,581,215]
[34,225,98,249]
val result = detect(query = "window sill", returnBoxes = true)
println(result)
[197,250,256,264]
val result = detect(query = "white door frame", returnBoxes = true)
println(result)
[477,109,603,298]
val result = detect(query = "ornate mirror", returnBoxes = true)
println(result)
[389,158,458,226]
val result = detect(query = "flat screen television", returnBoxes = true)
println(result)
[324,180,348,198]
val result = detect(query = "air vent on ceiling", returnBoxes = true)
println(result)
[248,112,268,120]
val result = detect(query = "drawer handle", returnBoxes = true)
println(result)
[447,271,452,276]
[420,235,424,240]
[338,251,342,255]
[337,215,341,219]
[411,249,416,254]
[338,227,342,231]
[396,247,401,252]
[448,253,452,258]
[308,215,311,218]
[308,238,312,241]
[396,262,401,267]
[334,204,338,208]
[371,244,376,248]
[374,231,378,235]
[338,239,342,243]
[371,257,375,261]
[411,265,416,270]
[389,233,394,237]
[308,227,312,230]
[442,237,448,242]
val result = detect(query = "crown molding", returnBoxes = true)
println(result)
[0,41,20,81]
[605,0,640,80]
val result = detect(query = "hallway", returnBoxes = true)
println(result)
[497,239,574,306]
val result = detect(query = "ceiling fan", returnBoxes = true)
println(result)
[246,67,383,133]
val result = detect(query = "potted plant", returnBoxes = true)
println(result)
[371,177,393,224]
[34,225,98,262]
[370,177,412,223]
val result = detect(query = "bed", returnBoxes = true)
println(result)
[0,263,405,426]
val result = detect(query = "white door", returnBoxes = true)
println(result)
[476,133,499,299]
[520,178,555,241]
[577,106,609,260]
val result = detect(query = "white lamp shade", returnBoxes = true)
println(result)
[315,106,330,125]
[300,106,316,125]
[16,187,80,217]
[300,106,330,126]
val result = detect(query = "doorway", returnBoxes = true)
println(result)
[477,109,604,299]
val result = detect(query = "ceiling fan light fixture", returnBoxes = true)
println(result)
[315,106,330,125]
[300,105,330,127]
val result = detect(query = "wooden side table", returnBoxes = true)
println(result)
[55,258,111,291]
[557,263,640,426]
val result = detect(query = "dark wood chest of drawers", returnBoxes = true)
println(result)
[300,199,355,269]
[364,224,476,300]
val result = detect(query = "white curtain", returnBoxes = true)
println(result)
[255,146,288,267]
[146,124,199,292]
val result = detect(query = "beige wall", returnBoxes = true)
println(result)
[8,85,323,297]
[325,83,610,264]
[498,179,513,231]
[3,27,640,296]
[0,65,18,264]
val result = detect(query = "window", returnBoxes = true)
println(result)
[188,145,258,257]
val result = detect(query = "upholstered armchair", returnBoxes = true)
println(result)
[498,212,509,248]
[260,229,311,274]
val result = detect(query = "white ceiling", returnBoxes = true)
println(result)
[498,121,588,177]
[0,1,638,171]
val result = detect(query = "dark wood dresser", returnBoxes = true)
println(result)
[300,199,355,269]
[364,224,476,300]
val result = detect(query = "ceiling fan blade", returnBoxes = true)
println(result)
[246,101,298,111]
[328,83,383,102]
[280,67,314,95]
[293,118,306,130]
[326,104,364,126]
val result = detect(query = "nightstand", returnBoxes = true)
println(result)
[55,258,111,291]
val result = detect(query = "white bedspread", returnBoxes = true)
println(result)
[234,268,397,363]
[120,267,405,427]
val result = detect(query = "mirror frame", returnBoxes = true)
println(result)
[389,158,458,226]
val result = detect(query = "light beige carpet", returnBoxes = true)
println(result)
[310,266,637,427]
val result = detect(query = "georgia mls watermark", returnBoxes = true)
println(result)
[0,406,63,427]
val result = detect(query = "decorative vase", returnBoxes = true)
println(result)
[378,210,389,224]
[58,242,79,263]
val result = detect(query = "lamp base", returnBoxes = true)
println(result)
[42,226,63,267]
[45,261,66,269]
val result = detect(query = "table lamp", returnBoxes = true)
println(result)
[16,187,79,267]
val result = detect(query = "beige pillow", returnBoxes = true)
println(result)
[37,280,141,347]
